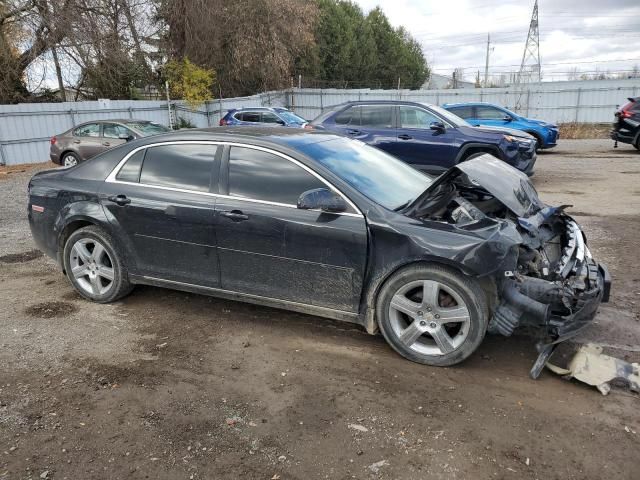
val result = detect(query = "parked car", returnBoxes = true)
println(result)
[219,107,309,128]
[50,119,171,166]
[442,102,559,150]
[611,97,640,150]
[28,128,610,375]
[311,101,537,175]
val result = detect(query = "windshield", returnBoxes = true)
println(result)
[278,111,307,124]
[427,105,472,128]
[125,122,171,136]
[297,137,431,210]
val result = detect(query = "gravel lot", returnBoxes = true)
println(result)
[1,139,639,480]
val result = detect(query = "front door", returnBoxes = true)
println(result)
[388,105,459,172]
[214,145,368,313]
[100,143,221,287]
[473,105,512,128]
[101,123,133,150]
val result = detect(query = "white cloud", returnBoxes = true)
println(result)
[353,0,640,81]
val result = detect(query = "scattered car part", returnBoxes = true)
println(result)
[546,344,640,395]
[611,97,640,150]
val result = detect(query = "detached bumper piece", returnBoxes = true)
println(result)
[546,344,640,395]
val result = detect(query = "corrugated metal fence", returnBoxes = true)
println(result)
[1,78,638,166]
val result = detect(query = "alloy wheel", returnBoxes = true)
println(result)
[69,238,115,295]
[388,279,471,356]
[63,155,78,167]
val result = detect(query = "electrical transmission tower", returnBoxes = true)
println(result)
[514,0,541,110]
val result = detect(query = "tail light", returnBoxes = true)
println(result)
[219,118,228,126]
[50,136,57,145]
[620,109,633,119]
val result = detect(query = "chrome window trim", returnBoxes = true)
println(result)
[104,140,364,218]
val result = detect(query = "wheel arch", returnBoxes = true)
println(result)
[455,142,501,163]
[361,256,480,335]
[524,130,544,147]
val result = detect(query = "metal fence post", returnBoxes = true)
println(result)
[575,88,582,123]
[128,106,133,119]
[205,101,211,127]
[526,89,531,117]
[69,109,76,127]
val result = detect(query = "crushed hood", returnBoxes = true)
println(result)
[405,154,544,218]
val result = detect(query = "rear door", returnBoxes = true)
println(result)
[100,142,221,287]
[214,145,367,312]
[330,105,397,154]
[388,105,459,172]
[71,123,104,159]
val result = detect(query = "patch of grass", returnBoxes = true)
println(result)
[559,122,610,140]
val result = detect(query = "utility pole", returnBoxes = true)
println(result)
[514,0,541,109]
[484,33,491,88]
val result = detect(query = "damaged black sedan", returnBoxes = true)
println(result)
[28,128,610,375]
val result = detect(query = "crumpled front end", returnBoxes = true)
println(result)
[489,211,610,343]
[402,155,611,375]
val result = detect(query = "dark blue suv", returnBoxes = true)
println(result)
[443,102,559,149]
[311,101,537,175]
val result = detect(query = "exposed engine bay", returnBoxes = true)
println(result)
[403,155,610,377]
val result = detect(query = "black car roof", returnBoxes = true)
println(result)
[121,127,343,149]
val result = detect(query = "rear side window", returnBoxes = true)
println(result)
[228,147,325,205]
[139,144,218,192]
[73,123,100,137]
[358,105,393,128]
[116,149,145,183]
[447,106,474,119]
[236,112,261,122]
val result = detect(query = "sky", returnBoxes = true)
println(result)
[353,0,640,82]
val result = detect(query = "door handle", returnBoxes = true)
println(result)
[398,134,413,140]
[219,209,249,221]
[107,194,131,206]
[102,142,111,147]
[346,129,362,136]
[73,140,81,144]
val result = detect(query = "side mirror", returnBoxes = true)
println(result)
[297,188,347,213]
[118,133,134,141]
[502,115,513,122]
[276,120,286,126]
[429,121,446,133]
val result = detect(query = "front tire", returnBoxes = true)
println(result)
[63,226,133,303]
[376,264,488,367]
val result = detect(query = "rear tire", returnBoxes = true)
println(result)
[63,226,133,303]
[62,152,80,167]
[376,264,488,367]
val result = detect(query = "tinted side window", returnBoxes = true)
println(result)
[358,105,393,128]
[399,106,441,128]
[74,123,100,137]
[140,144,218,192]
[334,107,354,125]
[229,147,325,205]
[103,124,131,139]
[261,112,281,124]
[476,106,506,120]
[116,149,145,183]
[447,106,474,119]
[237,112,261,122]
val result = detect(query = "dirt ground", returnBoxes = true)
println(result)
[1,139,639,480]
